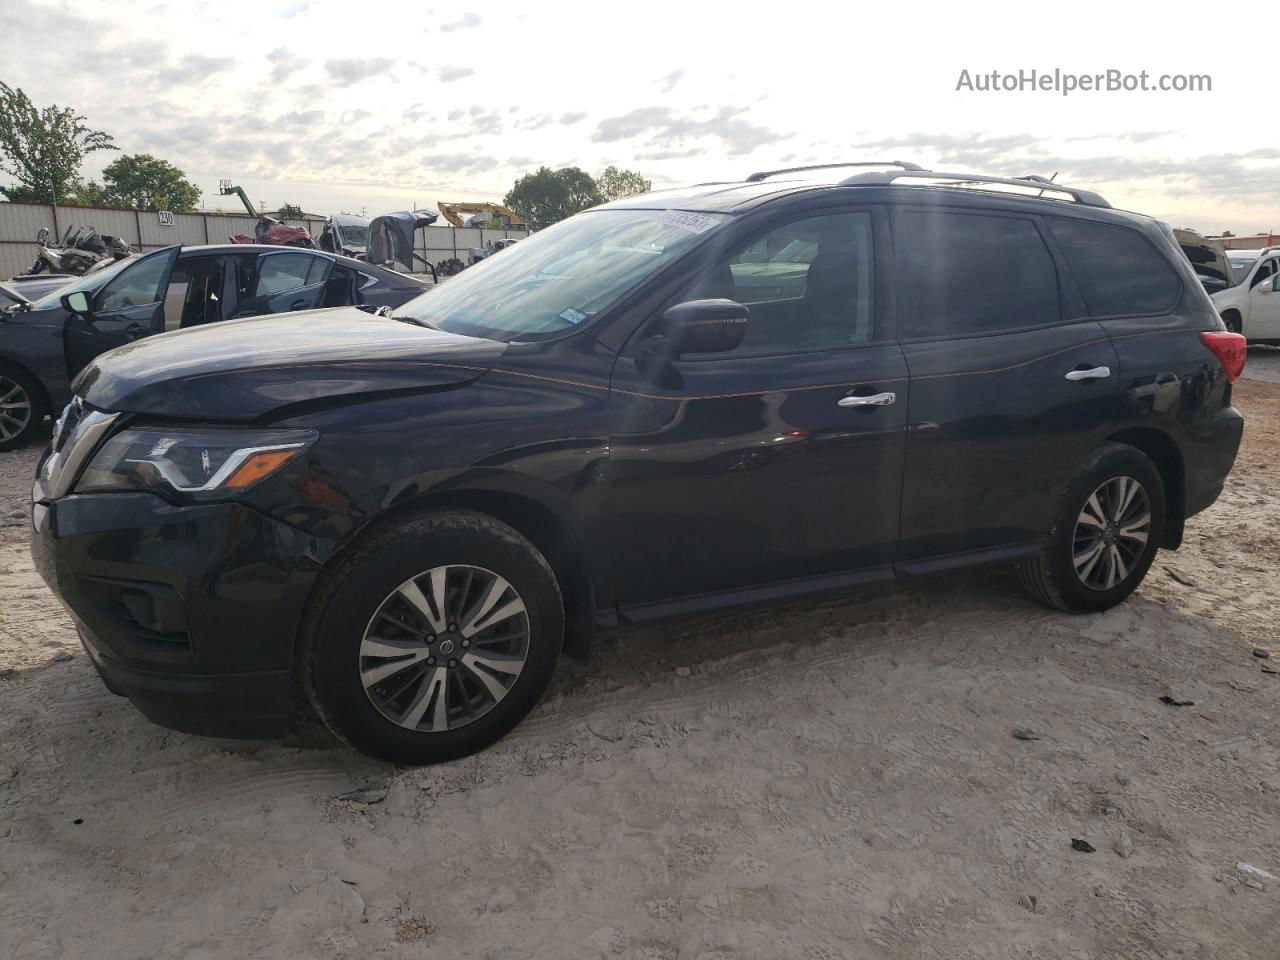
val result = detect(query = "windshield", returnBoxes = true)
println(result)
[1228,255,1259,285]
[30,255,136,309]
[394,209,731,341]
[337,224,369,246]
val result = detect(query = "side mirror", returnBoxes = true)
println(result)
[657,299,749,356]
[61,291,91,316]
[1274,275,1280,293]
[1257,277,1275,294]
[36,227,49,245]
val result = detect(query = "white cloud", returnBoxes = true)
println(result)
[658,70,683,94]
[439,65,475,83]
[439,11,482,32]
[324,58,395,85]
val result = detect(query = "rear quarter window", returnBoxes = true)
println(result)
[1047,218,1181,317]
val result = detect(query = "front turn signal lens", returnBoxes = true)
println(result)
[224,449,307,489]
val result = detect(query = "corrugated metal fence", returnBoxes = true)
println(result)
[0,203,529,279]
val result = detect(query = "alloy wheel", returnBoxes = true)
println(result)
[359,564,530,732]
[1072,476,1151,591]
[0,377,33,442]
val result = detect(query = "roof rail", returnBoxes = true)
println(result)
[839,170,1111,208]
[745,160,926,183]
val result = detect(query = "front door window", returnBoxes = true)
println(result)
[679,212,877,354]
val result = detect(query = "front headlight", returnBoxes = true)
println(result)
[75,427,317,500]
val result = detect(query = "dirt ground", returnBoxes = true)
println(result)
[2,353,1279,960]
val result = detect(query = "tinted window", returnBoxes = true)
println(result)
[96,253,170,311]
[1047,218,1180,316]
[1255,259,1278,285]
[897,211,1059,338]
[679,212,876,355]
[253,253,324,296]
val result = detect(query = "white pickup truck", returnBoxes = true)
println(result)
[1214,246,1280,342]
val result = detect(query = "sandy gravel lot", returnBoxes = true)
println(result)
[1,356,1278,959]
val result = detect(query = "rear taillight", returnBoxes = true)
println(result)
[1200,331,1247,383]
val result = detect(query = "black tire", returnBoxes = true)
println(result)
[300,509,563,764]
[1221,311,1242,335]
[1016,443,1166,613]
[0,363,48,452]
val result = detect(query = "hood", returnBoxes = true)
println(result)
[1175,229,1234,292]
[367,210,439,271]
[3,274,75,304]
[73,306,508,419]
[0,280,32,308]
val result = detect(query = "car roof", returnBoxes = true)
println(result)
[138,244,424,283]
[598,165,1157,228]
[599,180,820,214]
[174,243,371,267]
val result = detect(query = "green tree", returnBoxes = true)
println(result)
[96,154,200,212]
[277,202,305,219]
[0,82,115,203]
[596,166,651,202]
[1220,230,1235,238]
[504,166,602,230]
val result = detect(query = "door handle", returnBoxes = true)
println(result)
[124,324,148,336]
[289,300,309,310]
[838,391,896,407]
[1064,366,1111,381]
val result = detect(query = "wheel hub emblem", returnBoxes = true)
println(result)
[437,637,456,655]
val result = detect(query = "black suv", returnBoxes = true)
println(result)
[31,164,1245,764]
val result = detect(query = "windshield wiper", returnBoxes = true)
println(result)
[390,313,437,330]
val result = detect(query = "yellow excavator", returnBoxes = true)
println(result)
[437,201,527,229]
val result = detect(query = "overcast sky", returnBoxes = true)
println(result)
[6,0,1278,234]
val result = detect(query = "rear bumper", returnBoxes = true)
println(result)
[1184,405,1244,519]
[31,489,332,740]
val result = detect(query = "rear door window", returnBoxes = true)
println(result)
[253,253,325,296]
[895,210,1060,338]
[1046,218,1181,317]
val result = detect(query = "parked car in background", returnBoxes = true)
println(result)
[1212,246,1280,341]
[318,214,371,259]
[0,244,428,450]
[31,164,1244,764]
[469,237,521,264]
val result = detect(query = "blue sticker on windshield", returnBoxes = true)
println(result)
[558,307,588,325]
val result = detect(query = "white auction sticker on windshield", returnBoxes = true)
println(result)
[665,211,721,235]
[558,307,588,325]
